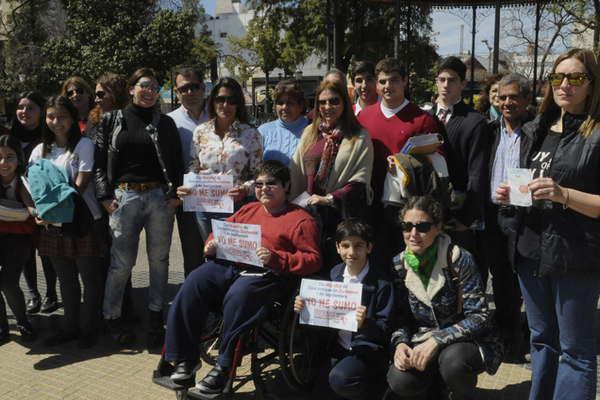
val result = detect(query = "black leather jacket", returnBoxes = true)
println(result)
[507,114,600,276]
[94,109,183,201]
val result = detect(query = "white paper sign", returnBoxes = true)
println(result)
[299,279,363,332]
[183,173,234,213]
[507,168,534,207]
[211,220,262,267]
[291,191,311,209]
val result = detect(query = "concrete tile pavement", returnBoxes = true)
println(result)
[0,228,596,400]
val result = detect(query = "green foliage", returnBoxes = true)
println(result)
[0,0,217,96]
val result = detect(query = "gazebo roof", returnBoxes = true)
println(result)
[369,0,555,8]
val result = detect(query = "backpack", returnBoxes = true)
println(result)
[382,152,452,210]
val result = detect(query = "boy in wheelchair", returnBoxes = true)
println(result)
[294,219,394,399]
[164,160,322,395]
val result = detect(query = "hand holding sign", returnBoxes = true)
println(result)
[211,220,262,267]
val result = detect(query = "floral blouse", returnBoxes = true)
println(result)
[189,119,263,185]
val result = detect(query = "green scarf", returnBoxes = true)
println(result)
[405,242,438,288]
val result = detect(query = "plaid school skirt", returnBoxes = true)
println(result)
[38,218,107,259]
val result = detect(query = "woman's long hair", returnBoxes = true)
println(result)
[41,96,81,157]
[88,72,128,125]
[10,91,45,139]
[539,48,600,137]
[306,80,362,148]
[207,77,249,123]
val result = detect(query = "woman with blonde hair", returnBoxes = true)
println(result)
[289,80,373,265]
[496,48,600,400]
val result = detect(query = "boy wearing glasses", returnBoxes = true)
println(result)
[294,219,393,400]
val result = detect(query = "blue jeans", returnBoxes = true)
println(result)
[194,211,230,242]
[104,187,175,319]
[517,256,599,400]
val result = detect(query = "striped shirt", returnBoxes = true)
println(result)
[490,118,521,203]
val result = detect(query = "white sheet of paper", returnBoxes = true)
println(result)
[211,220,262,267]
[507,168,534,207]
[291,191,311,208]
[182,173,234,213]
[299,279,362,332]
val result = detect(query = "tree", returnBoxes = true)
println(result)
[247,0,439,104]
[1,0,217,95]
[504,2,590,84]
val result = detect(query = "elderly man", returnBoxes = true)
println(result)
[165,160,322,395]
[482,73,534,362]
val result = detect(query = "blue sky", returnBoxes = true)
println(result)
[199,1,517,57]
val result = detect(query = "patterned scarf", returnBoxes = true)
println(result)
[404,242,438,289]
[315,123,343,188]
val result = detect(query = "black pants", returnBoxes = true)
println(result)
[0,235,31,331]
[175,207,204,277]
[387,342,485,400]
[480,206,524,344]
[51,256,102,336]
[165,260,286,368]
[22,248,57,300]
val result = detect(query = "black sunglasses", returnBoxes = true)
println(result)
[95,90,106,99]
[317,97,341,107]
[177,83,203,93]
[400,221,434,233]
[66,88,84,98]
[214,95,238,105]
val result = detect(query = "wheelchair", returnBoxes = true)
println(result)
[152,289,321,400]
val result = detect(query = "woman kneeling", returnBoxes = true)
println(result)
[386,196,502,400]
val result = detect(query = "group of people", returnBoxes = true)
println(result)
[0,47,598,400]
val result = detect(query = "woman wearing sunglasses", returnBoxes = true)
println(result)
[178,77,262,241]
[387,195,501,400]
[289,80,373,266]
[60,76,93,133]
[86,73,128,140]
[95,67,183,348]
[495,48,600,400]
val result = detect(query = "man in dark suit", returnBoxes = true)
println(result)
[432,57,489,257]
[483,73,534,362]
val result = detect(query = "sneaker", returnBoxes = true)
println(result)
[40,297,60,314]
[17,321,37,342]
[26,297,41,314]
[44,331,78,346]
[170,360,201,384]
[196,364,228,394]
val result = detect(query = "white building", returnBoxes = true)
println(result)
[206,0,327,85]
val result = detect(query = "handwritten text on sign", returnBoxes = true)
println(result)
[183,173,234,213]
[299,279,362,332]
[211,220,262,267]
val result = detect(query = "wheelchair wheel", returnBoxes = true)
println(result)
[198,312,222,366]
[278,298,320,392]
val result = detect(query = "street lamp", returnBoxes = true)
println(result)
[482,39,493,72]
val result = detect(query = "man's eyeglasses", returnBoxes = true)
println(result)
[317,97,341,107]
[254,180,280,190]
[548,72,589,87]
[400,221,434,233]
[95,91,106,99]
[214,95,238,105]
[66,88,84,98]
[136,82,160,93]
[497,94,522,101]
[275,99,299,107]
[176,83,203,93]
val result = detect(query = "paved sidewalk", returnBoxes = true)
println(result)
[0,228,595,400]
